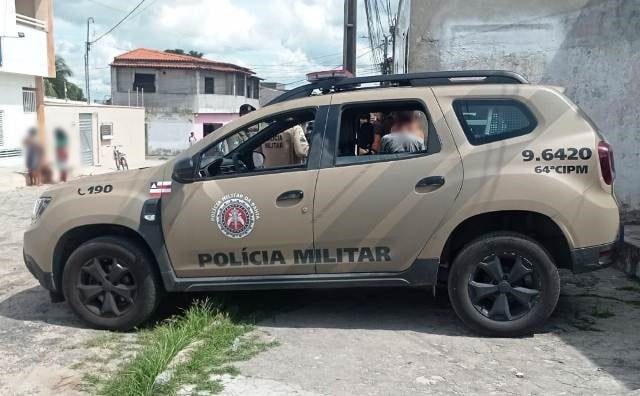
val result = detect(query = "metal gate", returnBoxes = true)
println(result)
[79,113,94,166]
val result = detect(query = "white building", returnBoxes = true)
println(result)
[0,0,55,166]
[44,99,146,170]
[110,48,260,155]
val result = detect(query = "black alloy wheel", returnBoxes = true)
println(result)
[448,232,561,337]
[468,253,540,321]
[77,257,137,317]
[63,236,161,330]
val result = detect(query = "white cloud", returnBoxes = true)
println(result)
[53,0,391,100]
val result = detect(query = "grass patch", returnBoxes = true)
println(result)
[86,300,273,395]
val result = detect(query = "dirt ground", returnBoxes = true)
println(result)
[1,180,640,395]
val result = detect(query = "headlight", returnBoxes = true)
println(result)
[31,197,52,224]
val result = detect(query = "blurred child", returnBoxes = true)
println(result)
[23,128,43,186]
[54,128,69,182]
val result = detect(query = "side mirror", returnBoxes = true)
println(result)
[172,156,196,183]
[253,151,265,168]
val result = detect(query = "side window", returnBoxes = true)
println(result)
[335,101,439,166]
[133,73,156,93]
[200,109,315,177]
[453,99,537,145]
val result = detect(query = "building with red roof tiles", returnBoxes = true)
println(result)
[110,48,260,155]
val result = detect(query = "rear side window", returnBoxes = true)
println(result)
[453,99,537,145]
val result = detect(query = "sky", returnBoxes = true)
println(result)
[53,0,396,101]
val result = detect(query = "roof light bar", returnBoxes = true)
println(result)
[306,69,354,82]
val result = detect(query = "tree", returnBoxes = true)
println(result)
[45,55,86,101]
[165,49,204,58]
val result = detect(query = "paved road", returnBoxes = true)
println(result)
[1,185,639,395]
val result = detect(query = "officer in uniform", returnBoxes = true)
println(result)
[261,125,309,168]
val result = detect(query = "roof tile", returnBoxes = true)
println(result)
[112,48,255,75]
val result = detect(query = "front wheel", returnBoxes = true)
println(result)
[62,236,161,330]
[448,232,560,337]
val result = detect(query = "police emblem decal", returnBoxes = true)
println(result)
[211,194,260,239]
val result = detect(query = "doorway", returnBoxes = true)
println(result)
[203,123,223,137]
[79,113,94,166]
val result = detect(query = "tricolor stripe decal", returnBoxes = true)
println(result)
[149,181,172,197]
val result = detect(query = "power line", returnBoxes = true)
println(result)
[90,0,146,44]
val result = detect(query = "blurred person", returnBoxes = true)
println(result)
[371,113,394,153]
[23,128,43,186]
[380,111,427,154]
[54,128,69,182]
[357,114,375,155]
[188,131,197,146]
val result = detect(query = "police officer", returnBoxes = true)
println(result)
[261,125,309,168]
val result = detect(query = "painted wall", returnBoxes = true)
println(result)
[403,0,640,220]
[146,112,193,156]
[44,102,146,170]
[0,72,36,154]
[193,113,237,140]
[0,2,50,77]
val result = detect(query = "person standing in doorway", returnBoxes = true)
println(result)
[188,131,197,146]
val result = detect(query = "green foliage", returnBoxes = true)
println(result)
[86,300,272,396]
[165,49,204,58]
[44,55,86,101]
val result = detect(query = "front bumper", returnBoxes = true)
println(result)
[571,225,624,274]
[23,251,56,292]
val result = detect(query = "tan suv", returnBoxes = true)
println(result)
[23,71,621,336]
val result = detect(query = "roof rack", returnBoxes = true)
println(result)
[266,70,528,106]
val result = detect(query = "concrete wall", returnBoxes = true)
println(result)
[146,112,193,156]
[0,72,36,157]
[1,0,51,78]
[403,0,640,220]
[111,67,259,113]
[44,102,146,169]
[111,66,259,155]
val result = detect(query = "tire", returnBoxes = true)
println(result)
[448,232,560,337]
[62,236,161,331]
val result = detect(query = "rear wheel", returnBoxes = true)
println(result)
[62,236,161,330]
[448,232,560,337]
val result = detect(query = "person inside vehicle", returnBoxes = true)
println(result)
[261,124,309,168]
[380,111,427,154]
[356,114,375,155]
[371,113,394,153]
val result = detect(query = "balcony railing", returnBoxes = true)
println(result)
[16,14,47,31]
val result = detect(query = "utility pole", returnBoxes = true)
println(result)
[382,35,389,74]
[84,17,94,104]
[343,0,357,75]
[390,24,396,74]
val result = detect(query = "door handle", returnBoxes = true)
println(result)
[415,176,445,192]
[277,190,304,203]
